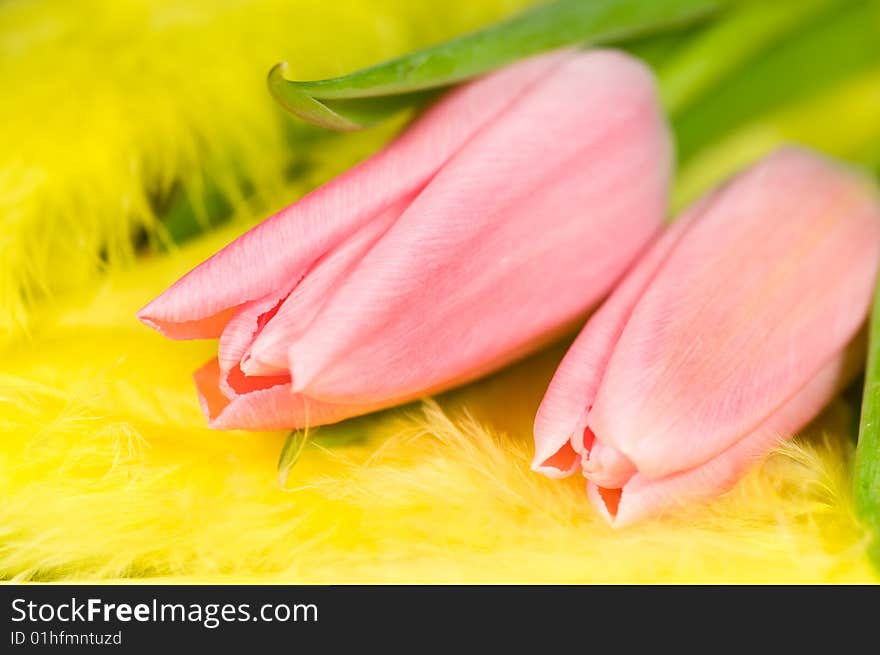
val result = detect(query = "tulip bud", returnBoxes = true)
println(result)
[534,147,880,526]
[139,49,671,430]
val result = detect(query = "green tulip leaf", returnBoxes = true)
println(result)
[277,409,402,486]
[277,429,310,488]
[269,0,730,130]
[674,0,880,162]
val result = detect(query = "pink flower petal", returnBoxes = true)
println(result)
[137,52,570,339]
[582,441,636,489]
[217,294,292,397]
[532,194,711,476]
[193,359,385,431]
[241,192,409,375]
[287,51,672,405]
[589,147,880,479]
[589,346,859,526]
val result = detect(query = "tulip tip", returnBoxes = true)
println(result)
[286,351,324,396]
[587,482,624,527]
[529,451,548,474]
[135,305,158,330]
[530,458,577,481]
[136,294,171,332]
[135,302,173,339]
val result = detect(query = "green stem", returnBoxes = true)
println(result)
[268,0,730,130]
[856,273,880,569]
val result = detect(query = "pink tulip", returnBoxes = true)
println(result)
[138,49,672,430]
[534,147,880,526]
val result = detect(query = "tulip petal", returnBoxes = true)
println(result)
[137,52,570,339]
[287,51,672,404]
[241,192,409,375]
[582,441,637,490]
[532,194,712,476]
[217,294,292,396]
[589,147,880,479]
[193,359,384,431]
[589,347,858,527]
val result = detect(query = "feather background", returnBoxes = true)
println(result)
[0,0,531,336]
[1,0,877,583]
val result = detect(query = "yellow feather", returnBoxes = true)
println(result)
[0,0,531,336]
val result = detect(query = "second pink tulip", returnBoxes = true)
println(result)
[534,147,880,526]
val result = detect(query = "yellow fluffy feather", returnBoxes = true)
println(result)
[0,0,530,336]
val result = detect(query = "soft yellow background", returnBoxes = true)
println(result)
[0,0,876,583]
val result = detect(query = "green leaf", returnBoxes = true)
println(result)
[276,409,401,486]
[855,275,880,571]
[657,0,839,115]
[277,428,310,487]
[268,0,730,130]
[674,0,880,162]
[309,412,387,448]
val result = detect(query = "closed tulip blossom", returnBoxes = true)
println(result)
[533,147,880,526]
[138,50,672,430]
